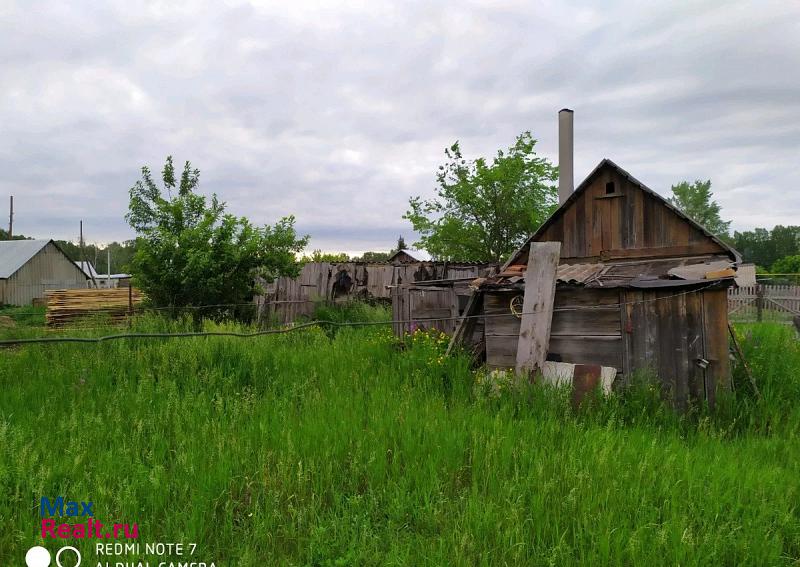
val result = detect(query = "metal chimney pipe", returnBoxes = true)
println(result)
[558,108,574,206]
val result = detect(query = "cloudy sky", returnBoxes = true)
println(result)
[1,0,798,253]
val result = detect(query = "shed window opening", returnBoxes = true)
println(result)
[605,181,616,194]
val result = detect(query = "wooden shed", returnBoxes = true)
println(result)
[462,159,740,408]
[0,240,88,306]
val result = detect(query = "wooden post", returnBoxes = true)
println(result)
[793,315,800,335]
[515,242,561,380]
[756,284,764,322]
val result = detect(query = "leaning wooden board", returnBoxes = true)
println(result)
[515,242,561,378]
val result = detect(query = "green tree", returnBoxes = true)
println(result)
[733,225,800,268]
[126,156,308,317]
[669,180,731,238]
[356,251,391,263]
[0,229,30,240]
[404,132,558,263]
[396,235,407,251]
[300,250,350,263]
[771,255,800,274]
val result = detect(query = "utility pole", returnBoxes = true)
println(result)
[107,247,111,288]
[8,196,13,239]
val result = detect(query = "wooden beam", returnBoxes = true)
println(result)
[515,242,561,379]
[446,291,481,356]
[600,242,724,261]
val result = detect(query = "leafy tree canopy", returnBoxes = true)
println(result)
[356,251,391,263]
[301,250,351,263]
[126,156,308,315]
[733,225,800,268]
[404,132,558,263]
[0,229,31,240]
[669,180,731,238]
[771,255,800,274]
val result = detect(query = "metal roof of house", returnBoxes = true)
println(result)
[387,248,432,262]
[75,261,100,278]
[0,239,52,279]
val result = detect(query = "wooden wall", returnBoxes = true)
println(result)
[621,288,730,408]
[261,262,493,325]
[392,284,463,336]
[483,286,730,408]
[484,287,623,371]
[534,166,728,261]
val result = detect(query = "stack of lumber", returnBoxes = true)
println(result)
[45,288,143,327]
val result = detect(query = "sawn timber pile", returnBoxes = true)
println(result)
[45,288,143,327]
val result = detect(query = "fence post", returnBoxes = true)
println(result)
[756,284,764,322]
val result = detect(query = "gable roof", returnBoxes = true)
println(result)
[75,261,100,279]
[0,239,52,279]
[504,159,741,269]
[387,248,431,262]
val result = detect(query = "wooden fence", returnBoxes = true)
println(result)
[728,285,800,322]
[256,261,495,324]
[391,279,476,337]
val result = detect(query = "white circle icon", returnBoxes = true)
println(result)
[55,546,81,567]
[25,546,51,567]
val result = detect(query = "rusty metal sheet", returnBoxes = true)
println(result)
[572,364,602,409]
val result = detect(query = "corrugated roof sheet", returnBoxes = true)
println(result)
[557,263,605,284]
[734,263,757,287]
[0,239,51,279]
[480,256,737,290]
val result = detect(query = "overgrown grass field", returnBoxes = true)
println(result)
[1,307,799,565]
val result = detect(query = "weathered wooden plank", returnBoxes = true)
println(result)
[671,294,690,410]
[656,291,677,404]
[413,308,452,320]
[600,242,725,261]
[446,291,483,356]
[550,308,620,336]
[685,291,706,403]
[485,314,521,337]
[574,191,586,258]
[547,336,623,370]
[516,242,561,377]
[702,289,731,403]
[590,191,603,257]
[554,287,620,307]
[484,292,518,314]
[564,203,577,259]
[620,290,634,384]
[486,334,517,369]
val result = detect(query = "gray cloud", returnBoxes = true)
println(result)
[1,0,798,251]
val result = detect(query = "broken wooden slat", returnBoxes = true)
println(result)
[446,291,482,357]
[515,242,561,379]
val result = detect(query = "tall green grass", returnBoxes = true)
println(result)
[0,316,799,565]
